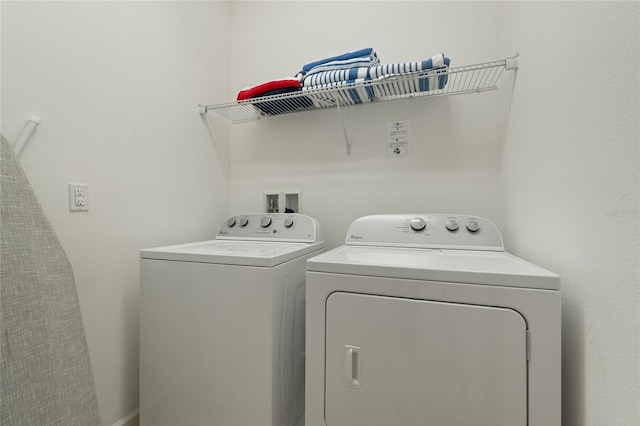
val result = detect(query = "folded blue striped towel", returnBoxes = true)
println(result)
[303,78,376,105]
[300,48,380,76]
[304,67,371,86]
[302,53,451,104]
[369,53,449,79]
[304,53,450,87]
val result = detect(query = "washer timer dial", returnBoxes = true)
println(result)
[260,216,272,228]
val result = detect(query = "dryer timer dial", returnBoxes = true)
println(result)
[445,219,459,231]
[409,218,426,231]
[466,220,480,232]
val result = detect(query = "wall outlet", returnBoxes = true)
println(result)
[69,183,89,212]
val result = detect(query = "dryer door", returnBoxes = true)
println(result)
[325,292,528,426]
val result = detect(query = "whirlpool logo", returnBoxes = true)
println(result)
[350,234,364,240]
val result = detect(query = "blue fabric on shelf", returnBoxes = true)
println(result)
[302,56,380,78]
[300,48,379,75]
[369,54,450,79]
[304,53,450,88]
[302,53,451,101]
[303,79,376,104]
[303,67,371,86]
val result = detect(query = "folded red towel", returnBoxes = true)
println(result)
[237,78,301,101]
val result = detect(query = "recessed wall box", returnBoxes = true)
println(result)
[263,191,303,213]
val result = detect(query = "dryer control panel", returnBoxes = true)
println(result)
[217,213,322,243]
[346,214,503,251]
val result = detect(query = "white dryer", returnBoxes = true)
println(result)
[305,214,560,426]
[140,213,323,426]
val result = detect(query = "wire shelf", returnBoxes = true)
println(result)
[200,57,515,124]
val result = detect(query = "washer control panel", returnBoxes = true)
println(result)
[217,213,322,243]
[346,214,504,251]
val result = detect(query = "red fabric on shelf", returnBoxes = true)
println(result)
[237,78,301,100]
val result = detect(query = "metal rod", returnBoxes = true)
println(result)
[13,116,41,158]
[335,101,351,156]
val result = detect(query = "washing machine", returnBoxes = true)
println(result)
[305,214,560,426]
[140,213,323,426]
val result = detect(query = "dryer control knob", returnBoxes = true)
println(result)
[466,220,480,233]
[227,218,236,227]
[409,217,426,231]
[445,219,458,231]
[260,216,272,228]
[239,217,249,227]
[284,218,294,228]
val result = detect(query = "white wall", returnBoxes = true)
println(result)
[1,2,230,424]
[228,1,509,247]
[229,1,639,425]
[2,1,638,425]
[501,2,639,425]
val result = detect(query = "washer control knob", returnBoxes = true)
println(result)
[260,216,272,228]
[409,217,426,231]
[239,217,249,227]
[284,218,294,228]
[227,218,236,227]
[445,219,458,231]
[466,220,480,233]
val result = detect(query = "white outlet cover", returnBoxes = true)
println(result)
[69,183,89,212]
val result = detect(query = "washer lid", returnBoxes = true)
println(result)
[141,240,324,267]
[306,245,560,290]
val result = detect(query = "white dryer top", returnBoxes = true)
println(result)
[307,214,559,290]
[306,245,559,290]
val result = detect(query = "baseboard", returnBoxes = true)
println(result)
[112,409,139,426]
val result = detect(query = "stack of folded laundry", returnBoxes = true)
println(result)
[236,48,451,114]
[297,48,381,104]
[301,50,450,104]
[370,52,451,98]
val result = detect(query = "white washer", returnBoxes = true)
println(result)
[306,214,560,426]
[140,213,324,426]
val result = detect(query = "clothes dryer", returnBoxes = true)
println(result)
[305,214,560,426]
[140,213,323,426]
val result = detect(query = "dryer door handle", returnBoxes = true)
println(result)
[344,345,362,389]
